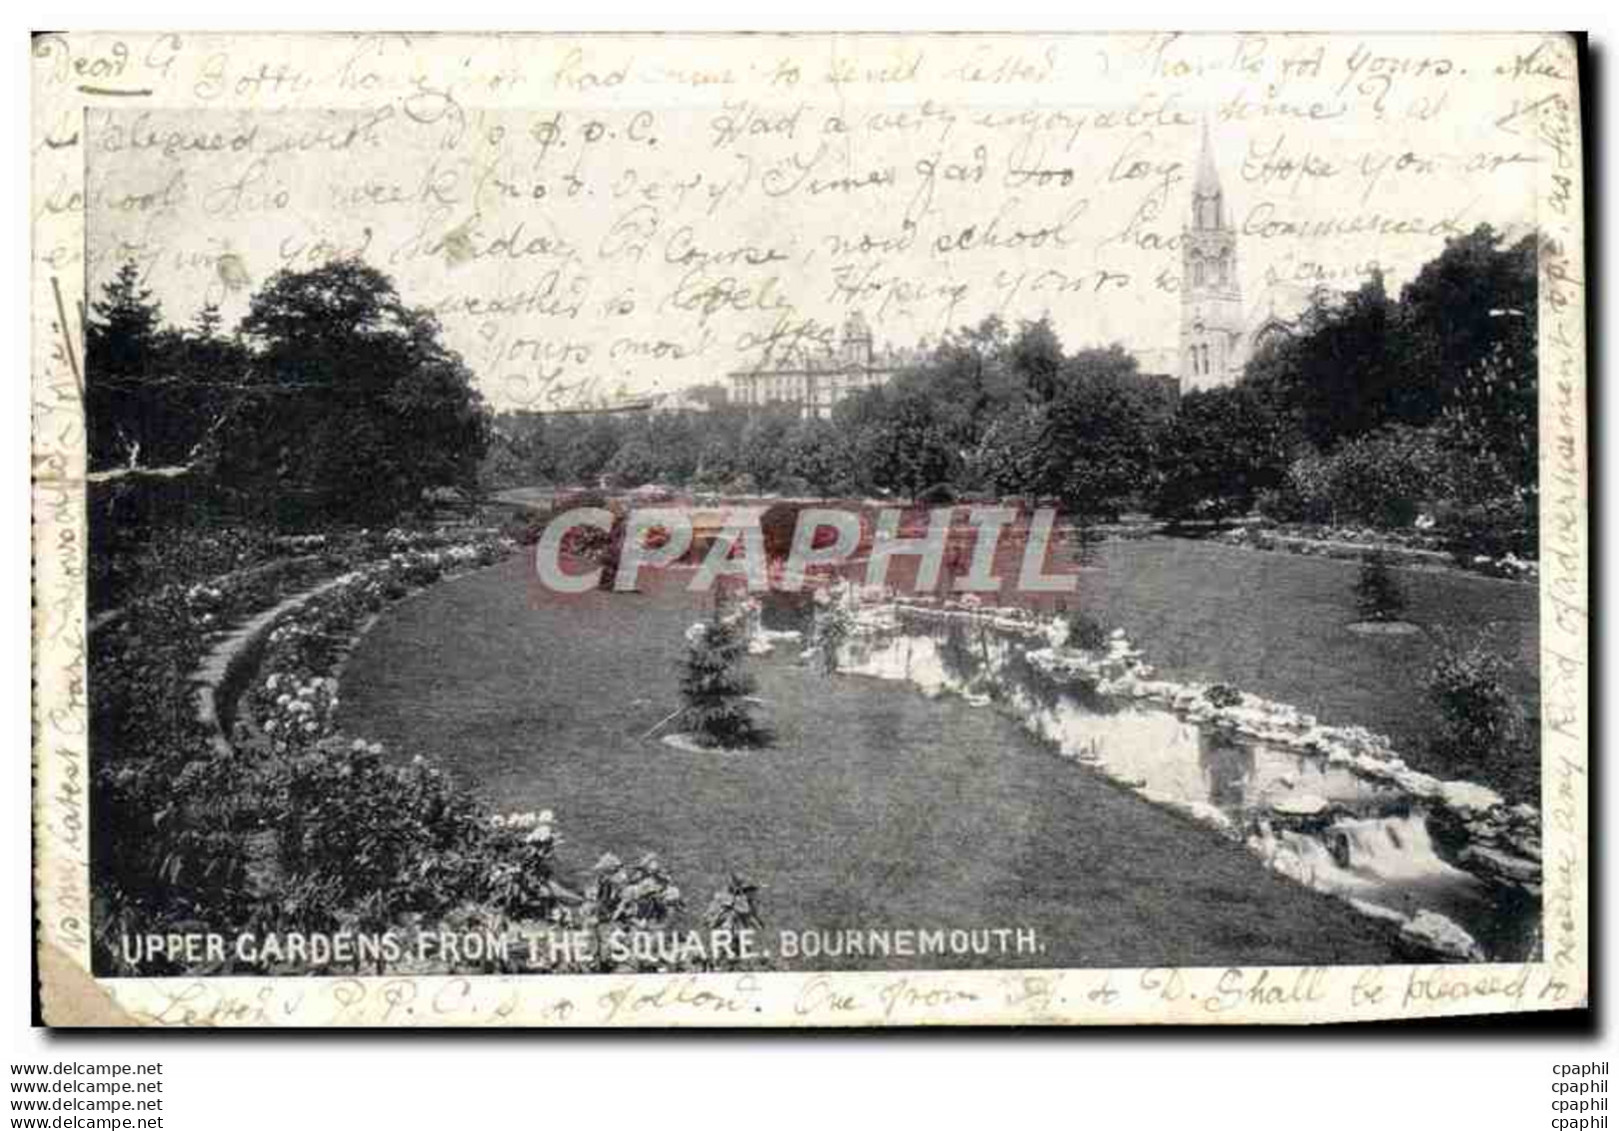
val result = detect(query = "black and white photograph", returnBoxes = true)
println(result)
[30,29,1587,1031]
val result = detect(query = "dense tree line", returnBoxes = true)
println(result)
[484,316,1178,517]
[487,223,1534,555]
[1156,224,1538,552]
[87,259,492,552]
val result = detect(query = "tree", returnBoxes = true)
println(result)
[738,408,798,491]
[1244,224,1537,467]
[1008,315,1065,403]
[603,436,661,488]
[1036,347,1166,518]
[858,386,957,501]
[553,414,623,486]
[85,266,258,580]
[480,411,556,491]
[1244,272,1407,449]
[780,417,852,496]
[1353,552,1408,622]
[1400,224,1537,409]
[678,611,767,749]
[693,435,740,488]
[642,411,701,483]
[914,315,1012,449]
[87,262,164,377]
[1439,330,1537,510]
[1152,385,1288,522]
[192,301,224,341]
[85,262,179,471]
[971,400,1047,499]
[224,260,490,525]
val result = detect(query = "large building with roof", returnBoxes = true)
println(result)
[726,312,923,419]
[721,125,1317,415]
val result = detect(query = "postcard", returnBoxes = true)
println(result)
[31,30,1586,1026]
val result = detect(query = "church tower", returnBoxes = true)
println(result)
[1179,121,1245,392]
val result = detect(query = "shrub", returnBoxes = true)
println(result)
[1072,517,1106,567]
[579,852,682,939]
[1064,610,1109,652]
[706,874,764,935]
[1435,494,1536,561]
[1255,484,1315,524]
[810,587,854,674]
[269,738,489,917]
[760,501,812,561]
[1271,427,1447,530]
[91,522,293,612]
[1353,552,1408,622]
[500,508,548,546]
[1328,427,1444,527]
[1425,634,1529,775]
[1205,683,1243,709]
[92,743,258,972]
[775,474,815,499]
[474,817,573,923]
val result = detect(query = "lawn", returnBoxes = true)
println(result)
[1067,538,1540,804]
[855,529,1539,803]
[336,552,1432,971]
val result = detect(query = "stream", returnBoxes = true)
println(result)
[761,598,1539,963]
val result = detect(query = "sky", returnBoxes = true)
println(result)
[77,34,1544,411]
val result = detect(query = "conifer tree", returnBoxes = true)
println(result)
[1353,551,1407,622]
[85,261,170,470]
[679,607,766,749]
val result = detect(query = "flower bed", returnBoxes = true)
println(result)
[1210,522,1538,582]
[90,555,352,767]
[236,539,510,755]
[91,524,325,614]
[90,524,535,761]
[93,523,767,979]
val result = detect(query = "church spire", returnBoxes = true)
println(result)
[1195,117,1220,196]
[1192,117,1225,230]
[1180,118,1243,392]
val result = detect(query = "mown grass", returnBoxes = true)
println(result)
[1067,539,1540,804]
[864,531,1539,803]
[337,554,1431,970]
